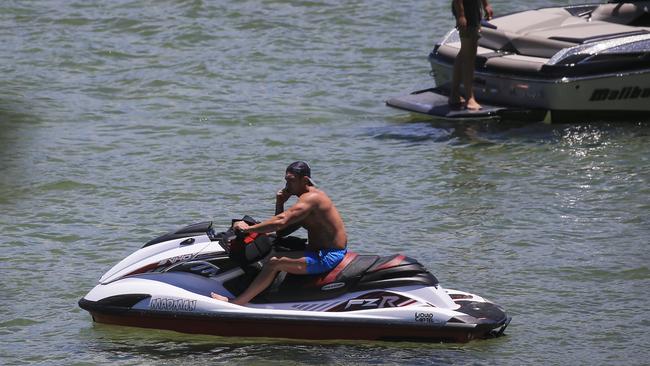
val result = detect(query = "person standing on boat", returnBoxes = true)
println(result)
[449,0,493,111]
[211,161,348,305]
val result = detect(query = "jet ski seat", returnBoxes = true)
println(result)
[226,252,439,304]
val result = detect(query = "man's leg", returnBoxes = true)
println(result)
[461,34,481,110]
[212,251,308,305]
[449,52,464,108]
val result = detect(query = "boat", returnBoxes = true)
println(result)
[78,217,511,343]
[387,1,650,122]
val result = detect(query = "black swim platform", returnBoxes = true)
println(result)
[386,87,546,121]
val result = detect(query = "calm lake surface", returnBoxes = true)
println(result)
[1,1,649,365]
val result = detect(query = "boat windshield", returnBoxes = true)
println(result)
[547,34,650,65]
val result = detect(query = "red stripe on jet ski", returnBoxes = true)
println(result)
[398,299,417,307]
[126,262,160,276]
[315,251,358,286]
[373,254,406,271]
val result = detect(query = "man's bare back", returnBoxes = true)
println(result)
[290,188,347,251]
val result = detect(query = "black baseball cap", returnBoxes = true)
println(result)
[286,161,316,186]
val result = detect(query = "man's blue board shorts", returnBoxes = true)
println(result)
[305,247,347,274]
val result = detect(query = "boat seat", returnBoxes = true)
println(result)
[435,43,548,75]
[590,2,650,25]
[483,54,547,74]
[479,27,576,58]
[489,8,579,34]
[476,5,650,58]
[436,43,497,61]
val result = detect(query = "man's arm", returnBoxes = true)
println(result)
[236,194,315,234]
[275,187,291,215]
[273,187,301,236]
[481,0,493,20]
[453,0,467,29]
[276,222,302,238]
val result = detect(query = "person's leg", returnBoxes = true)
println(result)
[449,27,472,109]
[211,251,308,305]
[318,248,347,271]
[449,51,464,109]
[461,34,481,110]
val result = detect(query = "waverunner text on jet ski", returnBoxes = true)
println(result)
[78,216,511,343]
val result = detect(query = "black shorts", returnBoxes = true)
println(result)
[451,0,483,27]
[458,26,480,39]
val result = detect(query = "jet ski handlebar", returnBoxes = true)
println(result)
[216,216,277,264]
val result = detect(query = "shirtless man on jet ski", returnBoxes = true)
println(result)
[211,161,348,305]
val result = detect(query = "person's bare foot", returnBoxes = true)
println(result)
[211,292,230,302]
[448,95,467,110]
[466,98,482,111]
[448,95,466,103]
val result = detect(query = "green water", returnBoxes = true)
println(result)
[1,1,649,365]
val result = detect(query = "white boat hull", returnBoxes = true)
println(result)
[430,58,650,113]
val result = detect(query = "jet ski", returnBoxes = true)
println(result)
[388,1,650,122]
[78,217,511,343]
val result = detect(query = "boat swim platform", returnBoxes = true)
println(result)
[386,88,548,122]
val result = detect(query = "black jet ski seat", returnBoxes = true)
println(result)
[216,217,438,304]
[222,251,439,304]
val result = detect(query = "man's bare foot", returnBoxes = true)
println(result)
[448,98,464,110]
[466,98,482,111]
[448,95,466,104]
[210,292,230,302]
[448,95,467,110]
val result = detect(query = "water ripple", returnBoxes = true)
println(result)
[1,0,650,365]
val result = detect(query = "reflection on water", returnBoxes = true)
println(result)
[0,98,43,205]
[81,324,492,366]
[0,98,40,151]
[375,117,650,147]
